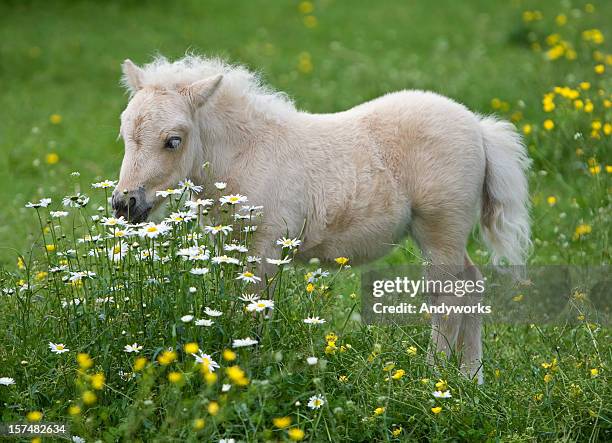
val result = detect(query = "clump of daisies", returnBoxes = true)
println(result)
[10,173,347,440]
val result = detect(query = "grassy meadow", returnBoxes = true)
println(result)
[0,0,610,441]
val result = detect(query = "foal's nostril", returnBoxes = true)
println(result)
[111,189,148,222]
[112,193,128,214]
[114,200,126,212]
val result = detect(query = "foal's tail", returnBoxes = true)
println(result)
[479,116,531,266]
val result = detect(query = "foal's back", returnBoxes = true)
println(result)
[294,90,486,264]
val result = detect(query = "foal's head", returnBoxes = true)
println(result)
[113,59,222,222]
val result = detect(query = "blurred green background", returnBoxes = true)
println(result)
[0,0,609,266]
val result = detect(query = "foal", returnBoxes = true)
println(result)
[113,56,530,383]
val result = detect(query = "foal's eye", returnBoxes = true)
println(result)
[165,136,182,150]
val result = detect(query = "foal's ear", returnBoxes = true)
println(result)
[121,59,144,93]
[181,74,223,108]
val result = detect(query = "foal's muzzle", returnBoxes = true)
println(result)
[111,188,151,223]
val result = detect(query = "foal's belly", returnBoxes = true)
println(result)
[301,198,412,265]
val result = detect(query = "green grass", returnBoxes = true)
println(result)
[0,0,610,441]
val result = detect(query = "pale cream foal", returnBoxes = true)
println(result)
[113,56,531,383]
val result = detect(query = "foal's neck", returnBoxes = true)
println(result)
[196,91,293,188]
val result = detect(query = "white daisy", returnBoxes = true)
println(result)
[118,370,136,381]
[181,315,194,323]
[138,222,171,238]
[88,248,102,258]
[306,357,319,366]
[204,307,223,317]
[185,198,214,209]
[243,226,258,233]
[307,268,330,282]
[177,246,209,260]
[212,255,240,265]
[136,249,160,261]
[155,188,182,198]
[77,234,103,243]
[277,237,302,249]
[203,224,233,235]
[190,267,210,276]
[222,383,232,392]
[102,216,127,227]
[179,179,203,193]
[266,257,292,266]
[432,390,452,398]
[232,337,258,348]
[124,343,142,353]
[167,211,196,224]
[195,319,214,327]
[219,194,248,205]
[192,352,220,372]
[50,211,69,218]
[25,198,52,208]
[247,256,262,263]
[107,242,129,262]
[95,296,114,304]
[303,316,326,325]
[68,271,96,282]
[61,298,82,308]
[62,193,89,208]
[92,179,117,189]
[49,265,68,273]
[307,394,326,409]
[49,342,70,354]
[239,293,260,302]
[108,228,134,238]
[246,299,275,312]
[214,182,227,190]
[236,271,261,284]
[224,244,249,253]
[0,377,15,386]
[240,205,263,212]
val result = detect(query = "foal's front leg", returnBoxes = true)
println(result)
[427,264,464,371]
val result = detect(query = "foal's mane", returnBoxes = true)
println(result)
[123,55,296,118]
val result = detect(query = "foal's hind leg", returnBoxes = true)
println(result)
[411,212,483,382]
[455,254,484,384]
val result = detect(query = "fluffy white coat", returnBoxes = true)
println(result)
[114,55,531,383]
